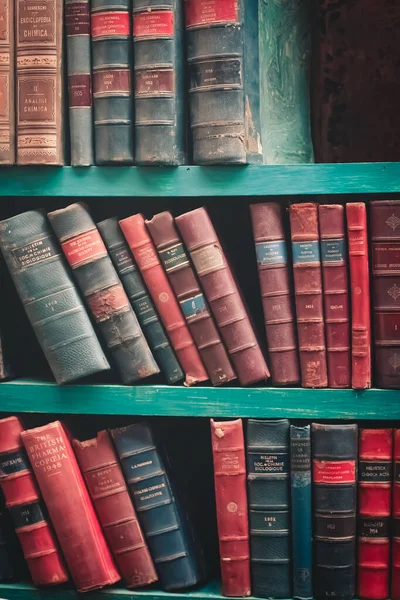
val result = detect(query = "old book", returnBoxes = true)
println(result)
[48,203,159,384]
[250,202,300,385]
[0,0,14,163]
[393,430,400,600]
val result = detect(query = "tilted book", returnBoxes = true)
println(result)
[0,0,14,164]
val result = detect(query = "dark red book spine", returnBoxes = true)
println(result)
[358,428,392,600]
[392,431,400,600]
[0,417,68,586]
[319,204,351,388]
[211,419,250,597]
[346,203,372,389]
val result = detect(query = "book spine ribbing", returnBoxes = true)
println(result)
[392,430,400,600]
[0,0,14,164]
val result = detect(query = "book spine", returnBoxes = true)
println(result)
[0,0,14,163]
[175,207,270,385]
[289,203,328,387]
[290,425,312,600]
[133,0,185,165]
[48,203,159,385]
[247,419,291,599]
[346,202,372,389]
[318,204,351,388]
[65,0,94,165]
[111,422,202,591]
[393,430,400,600]
[97,217,184,384]
[250,202,300,385]
[211,419,250,597]
[0,210,110,384]
[358,428,392,600]
[119,213,208,386]
[0,417,68,586]
[146,211,236,386]
[16,0,63,164]
[312,423,357,600]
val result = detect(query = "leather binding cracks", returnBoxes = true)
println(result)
[0,0,14,163]
[392,430,400,600]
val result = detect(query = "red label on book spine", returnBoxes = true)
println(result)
[135,69,174,95]
[62,230,107,268]
[134,10,173,37]
[87,286,129,321]
[91,11,129,38]
[185,0,239,28]
[65,2,90,35]
[68,74,91,108]
[313,460,356,483]
[93,69,131,95]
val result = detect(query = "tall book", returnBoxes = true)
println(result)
[211,419,250,597]
[318,204,351,388]
[16,0,63,164]
[0,417,68,586]
[0,210,110,384]
[393,430,400,600]
[48,203,159,384]
[119,213,208,385]
[246,419,291,599]
[111,422,203,591]
[133,0,185,165]
[97,217,184,385]
[146,211,236,386]
[184,0,262,164]
[0,0,14,164]
[289,203,328,387]
[250,202,300,385]
[73,430,158,588]
[358,428,392,600]
[346,202,371,389]
[312,423,357,600]
[176,207,270,385]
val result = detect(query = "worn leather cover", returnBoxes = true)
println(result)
[0,417,68,586]
[176,207,269,385]
[98,217,183,384]
[0,0,14,164]
[0,210,110,384]
[250,203,300,385]
[346,203,371,389]
[319,205,351,388]
[358,429,392,600]
[112,422,202,591]
[289,203,328,387]
[312,423,357,600]
[48,203,159,384]
[247,419,290,599]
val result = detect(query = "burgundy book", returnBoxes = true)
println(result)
[250,202,300,385]
[73,430,158,588]
[358,429,392,600]
[0,417,68,586]
[21,421,120,592]
[346,203,371,389]
[146,211,236,386]
[393,430,400,600]
[210,419,251,597]
[319,204,351,388]
[289,203,328,387]
[175,208,270,386]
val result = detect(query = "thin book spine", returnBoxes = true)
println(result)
[0,0,14,163]
[392,430,400,600]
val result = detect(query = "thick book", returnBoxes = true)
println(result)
[48,203,159,384]
[0,417,68,586]
[247,419,290,599]
[16,0,63,164]
[346,203,371,389]
[73,430,158,588]
[250,202,300,385]
[289,203,328,387]
[176,207,270,385]
[393,430,400,600]
[358,428,392,600]
[184,0,262,164]
[133,0,185,165]
[312,423,357,600]
[0,0,14,164]
[318,204,351,388]
[97,217,184,385]
[0,210,110,384]
[290,425,312,600]
[119,213,208,385]
[146,211,236,386]
[21,421,120,592]
[111,422,203,591]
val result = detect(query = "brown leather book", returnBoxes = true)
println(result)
[0,0,14,163]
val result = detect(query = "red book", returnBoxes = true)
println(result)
[21,421,121,592]
[73,430,157,589]
[393,430,400,600]
[210,419,251,597]
[346,203,372,389]
[119,213,208,386]
[0,417,68,586]
[319,204,351,388]
[358,429,392,600]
